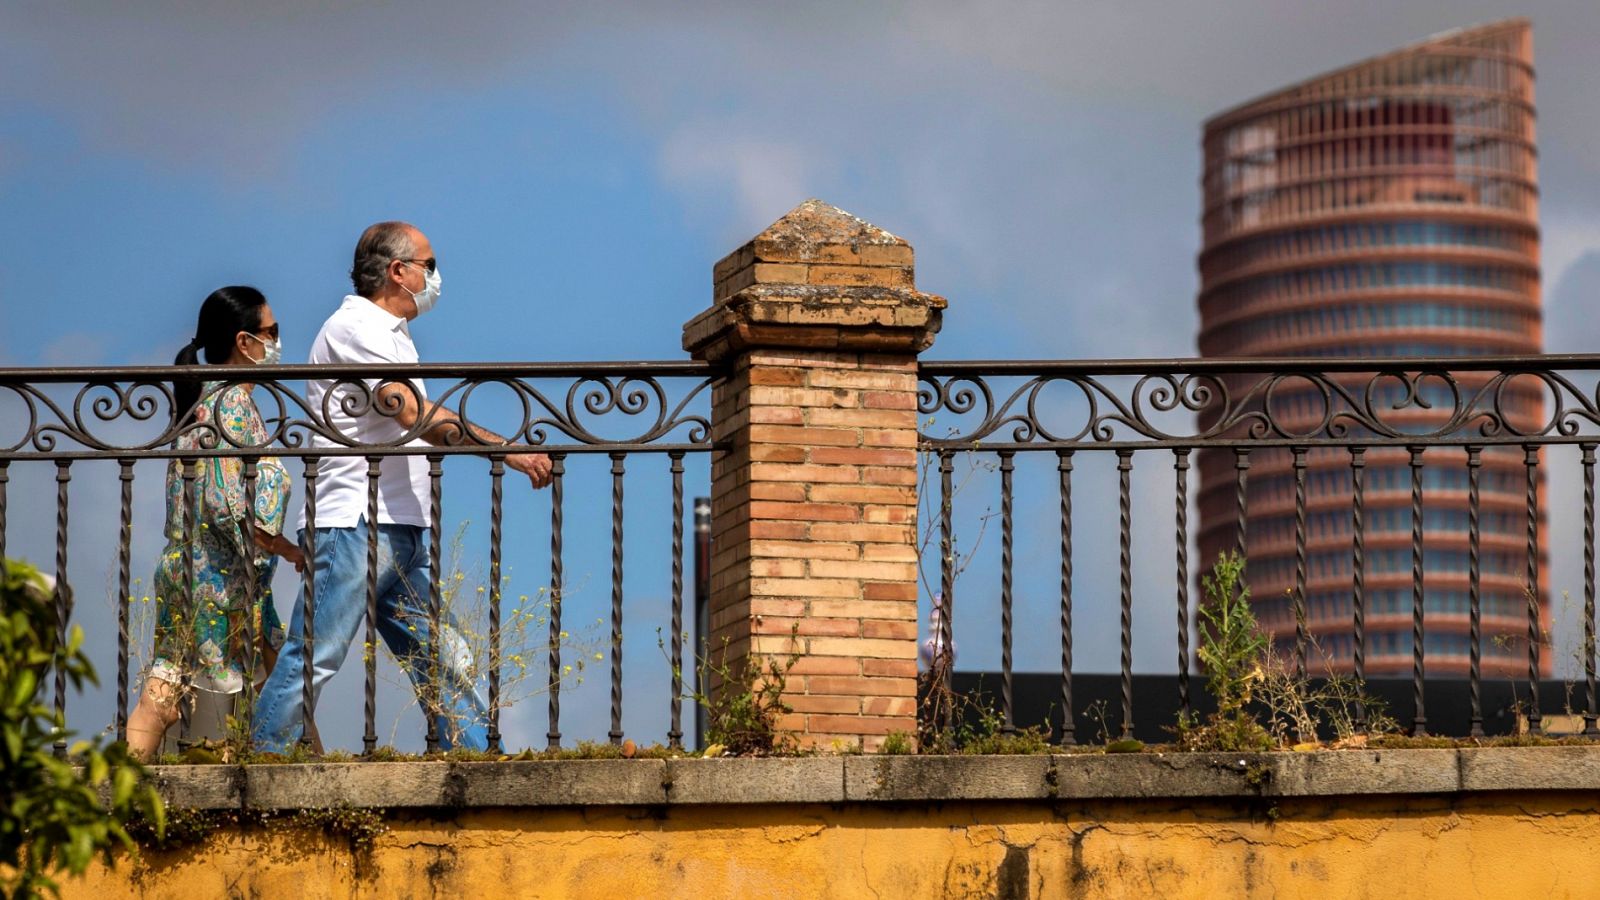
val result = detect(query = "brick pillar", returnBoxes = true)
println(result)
[683,199,946,750]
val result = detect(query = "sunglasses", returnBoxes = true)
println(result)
[252,323,280,340]
[400,257,437,274]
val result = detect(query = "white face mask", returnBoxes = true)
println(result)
[245,332,282,365]
[406,262,442,316]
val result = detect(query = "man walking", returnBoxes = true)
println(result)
[254,221,552,752]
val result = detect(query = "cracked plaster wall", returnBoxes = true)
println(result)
[62,793,1600,899]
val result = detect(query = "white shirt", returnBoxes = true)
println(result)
[298,295,431,529]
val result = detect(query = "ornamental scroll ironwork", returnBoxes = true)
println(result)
[917,361,1600,448]
[0,363,718,458]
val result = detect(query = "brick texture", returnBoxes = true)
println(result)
[684,200,944,749]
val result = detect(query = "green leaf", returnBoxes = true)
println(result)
[2,556,161,892]
[9,668,35,708]
[148,788,167,839]
[68,828,92,871]
[112,767,134,808]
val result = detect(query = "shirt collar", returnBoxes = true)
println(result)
[342,294,409,333]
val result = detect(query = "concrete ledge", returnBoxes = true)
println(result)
[456,760,669,806]
[1264,749,1462,796]
[143,746,1600,810]
[844,754,1052,801]
[665,756,845,805]
[147,764,240,808]
[245,763,447,809]
[1458,746,1600,791]
[1046,751,1454,799]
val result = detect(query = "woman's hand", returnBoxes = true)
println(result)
[277,539,306,573]
[254,527,306,573]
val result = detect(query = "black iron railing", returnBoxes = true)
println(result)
[0,362,718,754]
[9,356,1600,752]
[918,356,1600,743]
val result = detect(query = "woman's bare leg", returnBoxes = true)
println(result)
[126,676,182,761]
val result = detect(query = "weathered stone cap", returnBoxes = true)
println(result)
[133,746,1600,810]
[685,199,946,362]
[735,197,906,262]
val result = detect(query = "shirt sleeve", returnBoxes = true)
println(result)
[324,318,427,413]
[208,385,285,544]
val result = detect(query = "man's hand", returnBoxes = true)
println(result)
[507,452,554,489]
[376,383,552,487]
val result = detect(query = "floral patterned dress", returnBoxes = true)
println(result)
[150,381,289,694]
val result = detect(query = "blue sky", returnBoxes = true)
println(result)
[5,1,1600,749]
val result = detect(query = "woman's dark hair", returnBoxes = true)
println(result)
[173,285,268,417]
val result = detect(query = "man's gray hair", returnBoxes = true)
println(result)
[350,221,417,298]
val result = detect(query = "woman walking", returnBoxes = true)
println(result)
[126,286,303,759]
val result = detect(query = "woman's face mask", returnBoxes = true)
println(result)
[244,331,282,365]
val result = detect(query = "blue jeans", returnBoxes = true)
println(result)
[252,521,488,752]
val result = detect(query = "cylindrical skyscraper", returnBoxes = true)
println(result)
[1196,20,1545,678]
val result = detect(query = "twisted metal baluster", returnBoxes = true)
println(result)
[609,452,626,745]
[1409,447,1427,737]
[52,461,72,757]
[1468,447,1484,738]
[487,454,505,754]
[1525,445,1542,733]
[939,450,955,716]
[1174,449,1191,719]
[0,461,8,562]
[363,456,381,756]
[300,458,319,751]
[115,460,134,743]
[178,458,197,745]
[1350,447,1367,733]
[669,451,686,749]
[239,458,260,752]
[1584,444,1599,738]
[1117,449,1134,742]
[1058,451,1075,746]
[425,454,442,753]
[998,450,1015,735]
[1292,447,1308,682]
[1234,449,1250,569]
[546,454,566,751]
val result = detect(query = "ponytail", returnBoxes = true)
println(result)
[174,337,203,365]
[172,287,267,423]
[172,337,205,419]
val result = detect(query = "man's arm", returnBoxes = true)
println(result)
[378,381,553,488]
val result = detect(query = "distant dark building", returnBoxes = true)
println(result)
[1195,20,1546,677]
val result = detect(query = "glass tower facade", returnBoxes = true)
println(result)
[1195,20,1545,677]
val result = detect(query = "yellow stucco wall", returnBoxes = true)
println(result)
[65,794,1600,899]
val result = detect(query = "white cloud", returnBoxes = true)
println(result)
[657,128,823,240]
[1542,212,1600,296]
